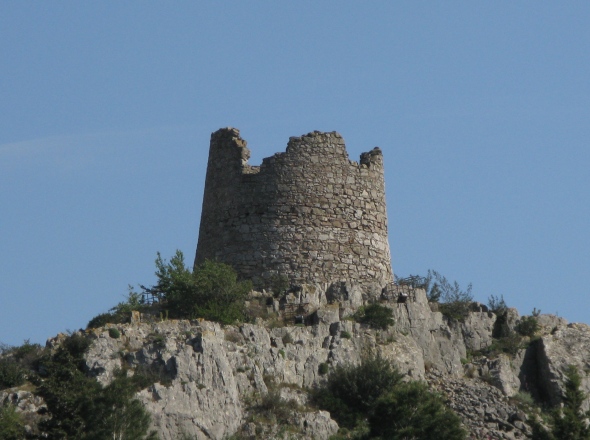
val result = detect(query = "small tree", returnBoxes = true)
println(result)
[314,354,465,439]
[34,334,158,440]
[516,315,539,337]
[427,271,473,322]
[83,371,158,440]
[142,251,251,324]
[0,359,26,390]
[488,294,508,314]
[354,303,395,330]
[533,365,590,440]
[87,288,147,328]
[552,365,590,440]
[313,354,403,430]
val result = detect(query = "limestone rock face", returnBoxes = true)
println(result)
[77,285,490,439]
[536,322,590,409]
[486,354,522,397]
[10,283,590,439]
[460,309,496,352]
[0,388,48,437]
[391,289,466,376]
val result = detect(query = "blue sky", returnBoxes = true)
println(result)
[1,2,589,346]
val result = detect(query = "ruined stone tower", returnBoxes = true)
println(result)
[194,128,393,289]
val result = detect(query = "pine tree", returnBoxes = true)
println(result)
[533,365,590,440]
[552,365,590,440]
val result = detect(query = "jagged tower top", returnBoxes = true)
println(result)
[194,127,393,289]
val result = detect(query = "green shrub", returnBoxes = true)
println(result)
[517,315,539,337]
[0,404,26,440]
[143,251,251,324]
[484,332,523,357]
[0,340,45,391]
[12,340,42,361]
[133,361,173,388]
[313,355,403,430]
[488,294,508,314]
[354,304,394,330]
[340,331,352,339]
[62,333,92,361]
[148,333,166,348]
[511,391,535,408]
[88,312,118,329]
[368,381,466,439]
[88,289,147,329]
[33,335,157,439]
[0,359,26,390]
[108,328,121,339]
[82,371,158,440]
[314,354,465,438]
[318,362,329,375]
[492,309,512,339]
[256,389,293,424]
[425,271,473,322]
[532,365,590,440]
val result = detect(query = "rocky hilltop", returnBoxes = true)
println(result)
[4,282,590,439]
[3,130,589,439]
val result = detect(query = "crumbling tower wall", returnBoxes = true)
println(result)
[194,127,393,288]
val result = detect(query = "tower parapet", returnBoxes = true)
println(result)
[194,128,393,289]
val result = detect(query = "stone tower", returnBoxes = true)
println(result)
[194,128,393,289]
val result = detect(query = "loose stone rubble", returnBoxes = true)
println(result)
[427,370,531,439]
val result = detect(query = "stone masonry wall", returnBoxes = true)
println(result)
[194,127,393,288]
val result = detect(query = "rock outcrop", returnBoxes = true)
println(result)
[6,283,590,439]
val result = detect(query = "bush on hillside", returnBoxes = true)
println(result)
[532,365,590,440]
[0,359,26,390]
[313,354,465,439]
[313,354,403,430]
[516,315,539,337]
[369,381,466,440]
[0,340,45,390]
[0,404,25,440]
[87,289,146,329]
[88,251,252,328]
[33,334,157,440]
[425,270,473,322]
[142,251,252,324]
[488,294,508,314]
[353,303,394,330]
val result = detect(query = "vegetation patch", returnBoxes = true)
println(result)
[13,333,159,440]
[424,270,474,322]
[148,332,167,349]
[312,354,465,439]
[143,251,252,324]
[532,365,590,439]
[516,315,539,337]
[353,303,394,330]
[0,358,27,390]
[108,328,121,339]
[0,404,26,440]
